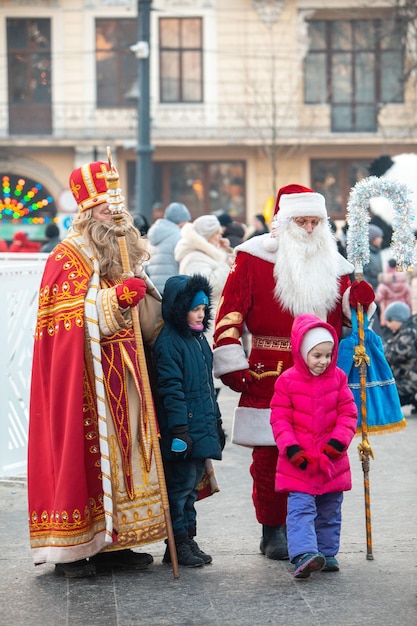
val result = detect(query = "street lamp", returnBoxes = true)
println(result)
[131,0,153,224]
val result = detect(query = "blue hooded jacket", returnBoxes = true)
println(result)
[153,274,222,461]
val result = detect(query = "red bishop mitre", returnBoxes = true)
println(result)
[69,161,113,212]
[264,183,328,252]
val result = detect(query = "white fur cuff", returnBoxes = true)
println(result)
[231,407,276,447]
[213,344,249,378]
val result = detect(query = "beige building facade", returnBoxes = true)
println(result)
[0,0,416,241]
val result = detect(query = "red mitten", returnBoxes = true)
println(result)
[220,369,252,393]
[322,438,344,459]
[287,445,314,470]
[349,280,375,312]
[322,445,341,460]
[116,277,146,308]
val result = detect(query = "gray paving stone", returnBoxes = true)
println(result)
[1,389,417,626]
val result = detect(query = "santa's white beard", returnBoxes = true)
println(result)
[273,220,340,319]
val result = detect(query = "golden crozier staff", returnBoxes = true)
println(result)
[105,147,179,578]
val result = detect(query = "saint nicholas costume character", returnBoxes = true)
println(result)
[213,184,373,560]
[28,161,165,577]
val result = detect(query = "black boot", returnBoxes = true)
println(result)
[260,525,289,560]
[188,537,212,564]
[55,559,96,578]
[162,537,204,568]
[90,549,153,572]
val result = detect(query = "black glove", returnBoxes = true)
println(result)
[170,425,193,459]
[217,421,226,451]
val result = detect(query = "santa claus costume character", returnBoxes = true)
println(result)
[28,161,165,578]
[213,184,374,560]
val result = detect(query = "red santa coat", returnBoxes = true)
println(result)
[270,315,357,495]
[213,234,353,446]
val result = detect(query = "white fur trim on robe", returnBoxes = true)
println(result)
[231,407,276,447]
[213,343,249,378]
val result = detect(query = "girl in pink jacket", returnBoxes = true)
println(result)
[270,314,357,579]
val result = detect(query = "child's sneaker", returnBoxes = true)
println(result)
[293,552,325,578]
[188,537,212,564]
[322,555,339,572]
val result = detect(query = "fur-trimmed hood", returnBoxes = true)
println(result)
[175,222,229,264]
[161,274,212,337]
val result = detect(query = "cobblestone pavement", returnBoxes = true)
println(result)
[1,389,416,625]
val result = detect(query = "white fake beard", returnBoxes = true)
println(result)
[273,220,340,320]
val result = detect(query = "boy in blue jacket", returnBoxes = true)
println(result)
[153,274,225,567]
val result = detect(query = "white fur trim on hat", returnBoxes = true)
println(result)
[277,192,327,221]
[301,327,334,362]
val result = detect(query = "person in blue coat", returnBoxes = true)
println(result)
[145,202,191,294]
[153,273,225,568]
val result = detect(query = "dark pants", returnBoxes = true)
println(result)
[164,458,205,541]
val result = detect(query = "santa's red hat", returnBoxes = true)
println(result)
[273,183,327,221]
[69,161,112,212]
[264,184,327,252]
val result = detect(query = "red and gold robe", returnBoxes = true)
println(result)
[28,230,165,565]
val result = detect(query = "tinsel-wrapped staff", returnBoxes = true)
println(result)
[345,176,414,560]
[105,147,179,578]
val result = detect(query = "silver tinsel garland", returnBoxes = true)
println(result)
[346,176,416,272]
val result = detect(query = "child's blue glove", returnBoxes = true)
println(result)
[171,425,193,459]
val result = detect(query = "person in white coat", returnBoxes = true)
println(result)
[174,215,234,395]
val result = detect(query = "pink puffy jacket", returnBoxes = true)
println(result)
[270,314,357,495]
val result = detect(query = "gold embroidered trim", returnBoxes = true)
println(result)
[216,310,243,328]
[35,242,93,339]
[252,335,292,351]
[216,327,241,342]
[249,361,284,379]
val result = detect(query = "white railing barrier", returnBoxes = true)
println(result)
[0,253,48,478]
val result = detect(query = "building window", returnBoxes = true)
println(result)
[311,159,370,218]
[96,19,137,108]
[159,18,203,103]
[127,161,245,221]
[7,18,52,134]
[305,18,404,132]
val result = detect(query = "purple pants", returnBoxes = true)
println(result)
[287,491,344,562]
